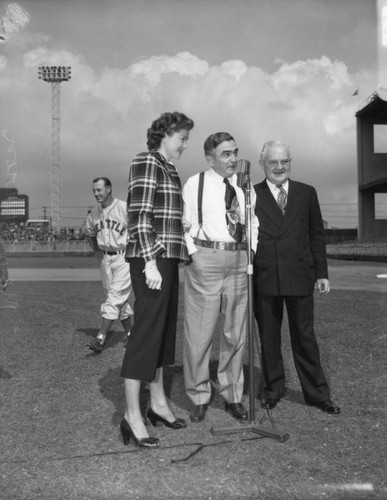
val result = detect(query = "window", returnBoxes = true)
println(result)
[373,124,387,153]
[375,193,387,219]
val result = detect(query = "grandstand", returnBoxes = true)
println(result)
[1,221,386,261]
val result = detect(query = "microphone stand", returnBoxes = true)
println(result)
[210,177,289,442]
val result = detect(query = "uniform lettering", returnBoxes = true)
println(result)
[93,219,126,236]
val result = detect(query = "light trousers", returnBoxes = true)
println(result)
[183,246,248,405]
[100,253,132,320]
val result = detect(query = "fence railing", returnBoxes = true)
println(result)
[3,240,92,253]
[4,240,387,257]
[326,242,387,256]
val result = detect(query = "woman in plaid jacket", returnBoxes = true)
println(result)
[120,112,194,448]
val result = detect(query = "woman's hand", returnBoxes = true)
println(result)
[144,259,162,290]
[182,219,192,233]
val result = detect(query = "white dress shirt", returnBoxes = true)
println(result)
[183,168,259,255]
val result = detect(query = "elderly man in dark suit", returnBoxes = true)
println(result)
[253,140,340,414]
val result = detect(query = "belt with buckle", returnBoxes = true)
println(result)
[193,238,247,251]
[102,249,124,255]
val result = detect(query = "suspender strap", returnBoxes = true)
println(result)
[196,171,210,240]
[197,171,204,227]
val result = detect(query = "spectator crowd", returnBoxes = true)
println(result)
[0,222,87,243]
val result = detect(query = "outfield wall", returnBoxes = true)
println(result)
[4,239,387,262]
[3,240,92,255]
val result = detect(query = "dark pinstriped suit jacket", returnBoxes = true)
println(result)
[253,179,328,296]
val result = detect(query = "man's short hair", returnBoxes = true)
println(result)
[260,141,291,162]
[204,132,235,157]
[92,177,112,188]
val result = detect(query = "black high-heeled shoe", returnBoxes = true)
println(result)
[120,418,160,448]
[146,407,187,429]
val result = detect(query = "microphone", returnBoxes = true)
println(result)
[236,159,251,188]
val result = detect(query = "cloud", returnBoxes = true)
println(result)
[273,56,352,90]
[130,51,209,86]
[0,46,376,227]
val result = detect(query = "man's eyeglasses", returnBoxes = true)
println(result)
[266,159,291,168]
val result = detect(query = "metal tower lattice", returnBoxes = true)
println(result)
[38,66,71,231]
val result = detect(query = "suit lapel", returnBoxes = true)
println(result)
[256,180,305,235]
[256,180,283,228]
[280,180,303,234]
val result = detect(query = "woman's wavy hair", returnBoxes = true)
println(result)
[147,112,194,151]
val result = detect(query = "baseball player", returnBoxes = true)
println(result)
[85,177,133,353]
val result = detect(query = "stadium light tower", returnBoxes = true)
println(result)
[38,65,71,231]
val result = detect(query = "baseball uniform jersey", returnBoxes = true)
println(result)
[85,198,132,321]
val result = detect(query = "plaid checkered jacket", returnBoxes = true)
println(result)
[125,151,189,263]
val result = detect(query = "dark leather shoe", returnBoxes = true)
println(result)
[86,337,105,354]
[260,398,280,410]
[225,402,248,422]
[120,418,160,448]
[311,400,341,414]
[147,407,187,429]
[189,404,207,423]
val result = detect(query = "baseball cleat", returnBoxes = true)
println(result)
[123,330,131,348]
[86,335,106,354]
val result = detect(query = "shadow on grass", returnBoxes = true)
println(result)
[96,357,266,431]
[0,367,12,379]
[77,327,129,355]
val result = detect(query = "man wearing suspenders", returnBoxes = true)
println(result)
[182,132,259,423]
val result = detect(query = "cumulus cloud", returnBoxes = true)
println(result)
[130,51,209,86]
[0,46,376,226]
[273,56,352,90]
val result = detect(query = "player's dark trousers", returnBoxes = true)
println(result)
[121,258,179,382]
[255,294,331,404]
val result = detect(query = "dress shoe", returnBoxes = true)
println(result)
[86,335,105,354]
[225,402,248,422]
[311,400,341,414]
[260,398,280,410]
[189,404,207,423]
[147,407,187,429]
[120,418,160,448]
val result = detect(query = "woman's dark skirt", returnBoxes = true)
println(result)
[120,257,179,382]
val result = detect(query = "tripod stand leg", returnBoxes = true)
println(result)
[243,409,288,441]
[250,423,290,442]
[211,407,289,442]
[259,409,277,428]
[211,419,289,442]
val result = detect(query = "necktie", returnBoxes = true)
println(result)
[224,178,244,242]
[276,184,287,215]
[224,177,237,209]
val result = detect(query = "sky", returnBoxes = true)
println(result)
[0,0,385,228]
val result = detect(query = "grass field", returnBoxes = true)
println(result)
[0,259,386,499]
